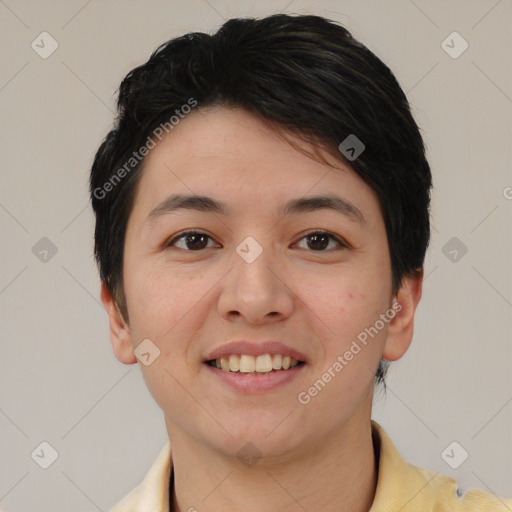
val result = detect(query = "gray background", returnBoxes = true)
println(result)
[0,0,511,510]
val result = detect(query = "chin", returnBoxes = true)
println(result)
[209,412,304,456]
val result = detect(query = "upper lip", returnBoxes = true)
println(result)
[205,341,308,363]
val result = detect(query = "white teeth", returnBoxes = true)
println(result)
[228,355,240,372]
[211,353,303,373]
[239,355,255,373]
[256,354,273,373]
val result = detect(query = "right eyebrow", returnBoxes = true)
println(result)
[146,194,229,222]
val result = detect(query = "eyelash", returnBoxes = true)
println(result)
[165,230,348,252]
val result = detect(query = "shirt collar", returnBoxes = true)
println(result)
[110,420,462,512]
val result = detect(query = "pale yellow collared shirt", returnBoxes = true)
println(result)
[109,420,512,511]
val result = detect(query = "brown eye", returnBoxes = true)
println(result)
[166,231,218,251]
[296,231,346,251]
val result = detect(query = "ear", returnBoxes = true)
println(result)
[382,270,423,362]
[100,282,137,364]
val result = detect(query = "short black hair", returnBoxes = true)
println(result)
[89,13,432,389]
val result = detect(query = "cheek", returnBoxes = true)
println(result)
[305,282,389,411]
[300,261,391,381]
[302,267,389,337]
[124,266,210,401]
[123,262,207,343]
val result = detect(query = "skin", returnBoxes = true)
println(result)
[101,106,422,512]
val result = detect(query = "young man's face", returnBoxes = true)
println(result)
[103,107,420,457]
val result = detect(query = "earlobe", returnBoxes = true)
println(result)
[382,270,423,362]
[100,282,137,365]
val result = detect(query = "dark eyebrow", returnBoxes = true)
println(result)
[282,195,366,224]
[147,194,228,220]
[146,193,366,224]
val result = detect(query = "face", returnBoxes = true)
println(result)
[104,106,420,458]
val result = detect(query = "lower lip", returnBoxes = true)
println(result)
[204,363,306,393]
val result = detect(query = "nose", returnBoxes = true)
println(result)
[217,240,294,325]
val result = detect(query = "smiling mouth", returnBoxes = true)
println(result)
[205,354,306,375]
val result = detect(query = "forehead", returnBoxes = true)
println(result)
[145,106,340,170]
[131,107,381,222]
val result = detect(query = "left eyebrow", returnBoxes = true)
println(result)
[282,195,366,224]
[146,193,366,224]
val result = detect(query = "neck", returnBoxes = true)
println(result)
[168,414,378,512]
